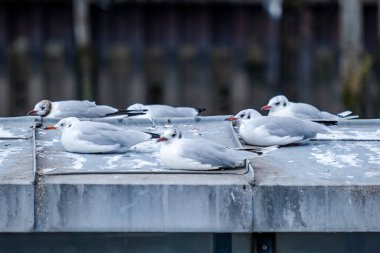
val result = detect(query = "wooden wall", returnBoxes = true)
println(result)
[0,0,379,117]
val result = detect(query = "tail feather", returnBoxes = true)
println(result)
[144,132,160,138]
[104,109,147,117]
[196,107,206,113]
[337,110,359,119]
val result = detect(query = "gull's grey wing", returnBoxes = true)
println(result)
[291,103,338,120]
[253,116,328,139]
[179,139,254,168]
[145,105,179,118]
[56,100,117,118]
[76,122,151,147]
[175,107,199,117]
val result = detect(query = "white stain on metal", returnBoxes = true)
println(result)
[0,146,23,166]
[0,126,16,138]
[311,146,361,169]
[364,171,380,177]
[65,153,87,169]
[316,129,380,141]
[104,155,123,169]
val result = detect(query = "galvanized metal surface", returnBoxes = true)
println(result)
[1,117,380,233]
[253,120,380,186]
[36,116,249,175]
[0,117,35,232]
[0,117,35,183]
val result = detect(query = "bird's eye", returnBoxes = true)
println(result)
[275,102,280,106]
[240,114,245,118]
[41,106,45,110]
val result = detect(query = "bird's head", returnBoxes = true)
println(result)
[44,117,80,131]
[225,109,261,121]
[261,95,289,112]
[27,100,52,117]
[157,127,182,143]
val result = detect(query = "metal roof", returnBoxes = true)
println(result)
[1,116,380,232]
[37,116,252,175]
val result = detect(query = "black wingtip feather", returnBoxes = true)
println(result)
[144,132,160,138]
[196,107,207,113]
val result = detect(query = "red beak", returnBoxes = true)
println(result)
[157,137,168,142]
[261,105,271,111]
[43,125,57,130]
[27,110,37,116]
[225,116,238,121]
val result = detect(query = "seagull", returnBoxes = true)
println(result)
[44,117,159,153]
[261,95,357,120]
[127,103,206,119]
[226,109,331,146]
[157,128,255,170]
[27,100,145,118]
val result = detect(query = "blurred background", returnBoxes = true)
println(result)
[0,0,378,117]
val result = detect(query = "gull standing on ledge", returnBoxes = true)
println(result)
[226,109,331,146]
[28,100,145,118]
[261,95,357,120]
[44,117,159,153]
[157,128,255,170]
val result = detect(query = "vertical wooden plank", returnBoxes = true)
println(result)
[0,5,10,116]
[231,7,250,114]
[297,7,313,102]
[163,6,179,106]
[339,0,362,73]
[245,6,270,112]
[145,6,165,104]
[73,0,93,100]
[339,0,363,112]
[127,6,147,105]
[8,5,31,116]
[27,3,43,109]
[265,10,281,90]
[44,5,76,101]
[197,7,212,114]
[94,6,113,105]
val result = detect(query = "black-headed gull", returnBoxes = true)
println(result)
[226,109,331,146]
[44,117,159,153]
[261,95,357,120]
[127,103,206,119]
[27,100,145,118]
[157,128,255,170]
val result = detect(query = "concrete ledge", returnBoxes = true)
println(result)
[35,174,254,232]
[253,185,380,232]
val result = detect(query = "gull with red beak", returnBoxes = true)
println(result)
[28,100,145,118]
[226,109,331,146]
[44,117,159,153]
[261,95,357,120]
[157,128,255,170]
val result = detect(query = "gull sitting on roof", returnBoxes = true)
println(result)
[226,109,331,147]
[261,95,357,120]
[127,103,206,119]
[27,100,145,118]
[157,127,255,170]
[44,117,159,153]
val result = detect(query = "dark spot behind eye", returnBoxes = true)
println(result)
[247,115,251,119]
